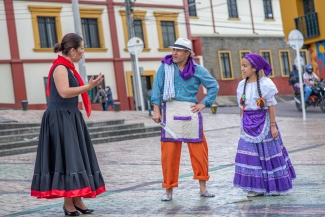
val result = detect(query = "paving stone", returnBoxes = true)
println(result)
[0,110,324,216]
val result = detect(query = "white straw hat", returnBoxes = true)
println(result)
[169,38,195,56]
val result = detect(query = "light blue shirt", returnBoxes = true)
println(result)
[151,62,219,107]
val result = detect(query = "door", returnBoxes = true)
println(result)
[130,75,152,110]
[141,76,152,110]
[127,70,156,110]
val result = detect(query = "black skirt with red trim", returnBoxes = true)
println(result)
[30,108,106,199]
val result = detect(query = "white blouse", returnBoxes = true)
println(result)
[236,77,278,110]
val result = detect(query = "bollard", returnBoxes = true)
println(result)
[113,102,120,112]
[147,100,152,116]
[21,100,28,111]
[211,104,218,114]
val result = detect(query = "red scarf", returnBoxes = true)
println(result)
[46,55,91,117]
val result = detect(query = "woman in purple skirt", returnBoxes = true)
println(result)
[234,53,296,197]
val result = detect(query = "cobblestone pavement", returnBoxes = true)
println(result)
[0,109,325,216]
[213,100,325,119]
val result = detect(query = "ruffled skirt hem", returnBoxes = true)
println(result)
[233,127,296,195]
[31,109,106,199]
[31,185,106,199]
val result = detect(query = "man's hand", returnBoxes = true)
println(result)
[152,104,162,123]
[152,110,162,123]
[191,104,206,113]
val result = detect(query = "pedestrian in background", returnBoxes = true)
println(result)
[30,33,106,216]
[234,53,296,197]
[105,86,114,111]
[93,85,107,111]
[288,64,299,91]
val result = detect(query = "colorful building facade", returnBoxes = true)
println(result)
[0,0,302,111]
[280,0,325,79]
[193,0,298,96]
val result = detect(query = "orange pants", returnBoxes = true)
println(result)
[161,132,210,189]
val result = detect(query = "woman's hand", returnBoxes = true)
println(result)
[88,73,103,89]
[271,125,278,139]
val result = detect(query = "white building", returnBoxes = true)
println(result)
[0,0,301,110]
[190,0,284,36]
[0,0,196,110]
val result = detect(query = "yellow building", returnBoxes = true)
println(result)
[280,0,325,79]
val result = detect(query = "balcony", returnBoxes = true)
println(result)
[294,12,320,39]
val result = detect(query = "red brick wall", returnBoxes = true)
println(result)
[215,77,293,96]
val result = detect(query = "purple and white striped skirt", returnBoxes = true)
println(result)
[234,109,296,195]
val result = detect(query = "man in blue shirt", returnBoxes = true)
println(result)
[151,38,219,201]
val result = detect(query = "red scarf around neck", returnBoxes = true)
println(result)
[46,55,91,117]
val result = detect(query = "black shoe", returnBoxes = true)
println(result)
[63,206,80,216]
[74,205,94,214]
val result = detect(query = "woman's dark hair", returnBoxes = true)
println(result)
[255,72,265,109]
[241,68,265,110]
[240,77,248,109]
[53,33,83,55]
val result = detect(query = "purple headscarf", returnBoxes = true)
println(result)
[161,54,196,80]
[244,53,272,76]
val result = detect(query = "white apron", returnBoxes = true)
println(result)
[161,100,203,142]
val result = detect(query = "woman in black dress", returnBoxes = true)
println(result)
[31,33,106,216]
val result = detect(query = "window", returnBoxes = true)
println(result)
[88,75,105,103]
[227,0,238,19]
[260,50,274,77]
[218,51,234,80]
[134,20,144,43]
[120,10,150,52]
[37,17,58,48]
[303,0,315,14]
[263,0,274,19]
[161,21,176,48]
[82,18,100,48]
[239,50,251,78]
[28,6,62,52]
[188,0,197,17]
[154,12,180,52]
[278,50,291,77]
[300,50,309,65]
[79,8,107,52]
[239,50,250,59]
